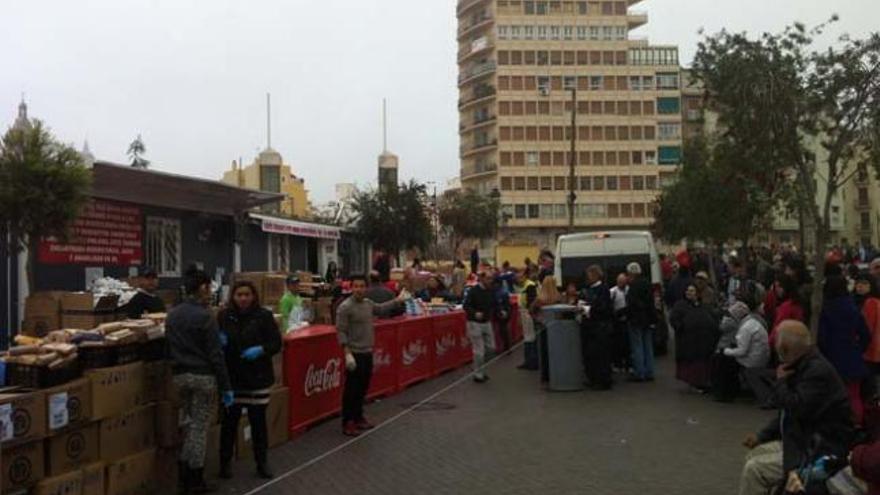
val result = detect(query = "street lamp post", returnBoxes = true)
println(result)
[540,85,577,234]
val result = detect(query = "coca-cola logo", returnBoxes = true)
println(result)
[435,333,456,357]
[373,348,392,370]
[402,340,427,366]
[303,358,342,397]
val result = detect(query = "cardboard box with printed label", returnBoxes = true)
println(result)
[33,467,82,495]
[43,379,92,433]
[262,275,287,306]
[2,439,45,491]
[81,462,104,495]
[86,362,145,420]
[99,405,155,463]
[45,422,99,476]
[0,389,47,445]
[60,293,119,313]
[105,449,155,495]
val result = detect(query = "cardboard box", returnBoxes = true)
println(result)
[154,402,180,448]
[267,387,289,448]
[204,426,220,479]
[235,387,289,460]
[44,379,92,433]
[86,362,145,420]
[60,293,118,313]
[33,466,82,495]
[81,462,105,495]
[153,448,178,492]
[272,353,284,389]
[141,361,172,404]
[2,440,45,491]
[262,275,287,305]
[105,449,155,495]
[45,422,99,476]
[21,293,63,337]
[0,389,47,445]
[99,405,155,463]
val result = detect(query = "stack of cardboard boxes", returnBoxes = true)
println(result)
[22,292,122,338]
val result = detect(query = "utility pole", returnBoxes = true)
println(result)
[568,87,577,233]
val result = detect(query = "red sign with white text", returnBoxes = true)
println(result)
[367,320,400,400]
[397,316,434,389]
[284,325,345,433]
[38,199,143,265]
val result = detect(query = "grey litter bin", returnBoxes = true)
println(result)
[542,304,584,391]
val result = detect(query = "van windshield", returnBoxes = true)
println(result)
[560,254,652,289]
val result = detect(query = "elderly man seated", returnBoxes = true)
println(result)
[738,320,854,495]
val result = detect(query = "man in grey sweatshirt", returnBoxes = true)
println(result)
[336,274,404,436]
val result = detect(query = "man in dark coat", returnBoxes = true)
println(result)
[580,265,614,390]
[124,268,165,319]
[738,320,854,495]
[626,262,656,382]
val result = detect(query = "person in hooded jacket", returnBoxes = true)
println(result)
[819,274,872,425]
[217,281,282,480]
[671,284,719,392]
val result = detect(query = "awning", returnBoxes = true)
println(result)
[251,213,341,240]
[91,161,283,216]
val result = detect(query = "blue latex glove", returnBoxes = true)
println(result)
[241,346,264,361]
[218,331,229,349]
[222,390,234,408]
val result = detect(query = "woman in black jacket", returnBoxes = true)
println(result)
[218,281,282,480]
[670,284,720,392]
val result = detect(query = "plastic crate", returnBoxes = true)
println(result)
[78,343,141,370]
[5,361,81,389]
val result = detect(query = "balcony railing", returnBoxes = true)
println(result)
[459,85,496,108]
[458,14,493,38]
[457,0,490,15]
[462,163,498,177]
[458,38,494,62]
[460,115,497,133]
[458,61,496,85]
[460,139,498,156]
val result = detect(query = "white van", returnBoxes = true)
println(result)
[553,230,667,353]
[554,231,662,287]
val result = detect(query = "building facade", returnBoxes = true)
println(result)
[844,167,880,249]
[457,0,682,249]
[221,147,312,219]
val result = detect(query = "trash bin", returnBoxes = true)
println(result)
[542,304,584,391]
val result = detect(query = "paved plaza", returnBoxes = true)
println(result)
[221,349,772,495]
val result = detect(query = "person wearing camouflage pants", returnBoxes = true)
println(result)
[175,374,218,471]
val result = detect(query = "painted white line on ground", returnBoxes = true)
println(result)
[242,339,525,495]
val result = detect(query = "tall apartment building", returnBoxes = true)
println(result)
[457,0,682,249]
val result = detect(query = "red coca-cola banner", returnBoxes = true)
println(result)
[284,325,344,433]
[367,320,399,400]
[396,316,434,389]
[38,199,143,265]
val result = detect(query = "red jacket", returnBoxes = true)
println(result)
[769,300,805,349]
[852,406,880,494]
[863,297,880,363]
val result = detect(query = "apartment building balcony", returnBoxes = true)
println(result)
[460,139,498,158]
[459,86,496,110]
[458,61,497,87]
[628,11,648,29]
[628,0,645,5]
[461,162,498,180]
[458,14,494,40]
[458,37,495,63]
[457,0,490,16]
[460,115,497,134]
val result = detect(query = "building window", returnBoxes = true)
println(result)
[501,177,513,190]
[554,176,566,190]
[656,72,680,90]
[550,26,561,40]
[515,204,527,219]
[658,122,681,141]
[577,26,588,40]
[589,26,600,40]
[646,175,658,190]
[563,26,574,40]
[619,176,631,190]
[497,26,509,39]
[590,76,603,90]
[528,204,540,219]
[514,177,526,190]
[541,176,553,190]
[606,176,618,190]
[608,203,619,218]
[527,151,539,166]
[536,1,548,14]
[260,165,281,193]
[554,204,567,219]
[524,25,534,39]
[524,1,535,14]
[510,25,522,40]
[658,146,682,164]
[615,26,627,40]
[564,76,577,90]
[593,176,605,190]
[657,97,681,114]
[861,212,871,231]
[633,176,644,190]
[537,25,548,40]
[540,204,554,219]
[629,76,642,91]
[645,151,657,165]
[269,234,290,272]
[580,176,592,190]
[578,1,588,14]
[146,217,182,277]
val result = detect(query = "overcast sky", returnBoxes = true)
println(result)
[3,0,878,203]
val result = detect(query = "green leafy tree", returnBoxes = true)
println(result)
[0,120,92,289]
[692,20,880,334]
[438,188,500,258]
[349,180,432,260]
[127,134,149,169]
